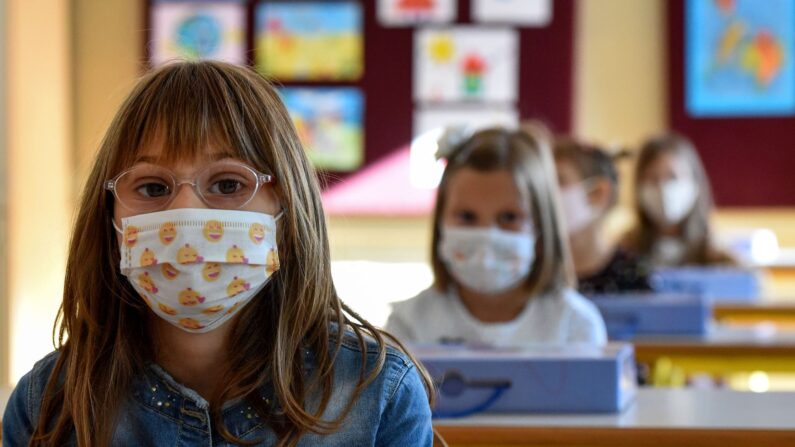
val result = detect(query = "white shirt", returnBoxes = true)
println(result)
[384,286,607,347]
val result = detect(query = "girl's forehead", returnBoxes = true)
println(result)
[128,134,242,168]
[446,168,530,210]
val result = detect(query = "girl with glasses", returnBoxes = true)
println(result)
[3,61,434,446]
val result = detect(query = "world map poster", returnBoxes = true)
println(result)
[686,0,795,117]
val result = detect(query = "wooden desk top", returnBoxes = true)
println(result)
[434,389,795,446]
[632,323,795,356]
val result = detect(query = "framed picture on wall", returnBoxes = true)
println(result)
[150,0,247,66]
[377,0,457,27]
[471,0,552,26]
[280,87,365,172]
[255,2,364,81]
[414,27,519,103]
[686,0,795,117]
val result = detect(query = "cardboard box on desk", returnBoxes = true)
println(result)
[414,343,636,417]
[588,293,711,339]
[651,267,761,302]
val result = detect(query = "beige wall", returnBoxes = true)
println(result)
[3,0,143,384]
[73,0,143,193]
[6,0,73,384]
[0,0,8,388]
[574,0,667,144]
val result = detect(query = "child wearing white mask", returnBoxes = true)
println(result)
[385,126,607,347]
[3,61,435,445]
[554,138,651,295]
[621,133,735,266]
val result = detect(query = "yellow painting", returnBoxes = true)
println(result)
[256,2,363,81]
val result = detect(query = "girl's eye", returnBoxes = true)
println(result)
[135,182,170,198]
[209,179,244,195]
[498,211,519,225]
[455,210,477,224]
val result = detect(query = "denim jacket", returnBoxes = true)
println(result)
[2,335,433,446]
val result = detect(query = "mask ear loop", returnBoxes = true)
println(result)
[112,217,123,234]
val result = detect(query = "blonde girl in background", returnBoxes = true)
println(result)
[3,61,434,446]
[554,137,651,295]
[621,133,736,267]
[385,126,606,346]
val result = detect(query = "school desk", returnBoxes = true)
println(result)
[632,324,795,385]
[433,389,795,447]
[714,302,795,328]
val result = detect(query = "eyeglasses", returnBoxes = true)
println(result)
[105,160,274,213]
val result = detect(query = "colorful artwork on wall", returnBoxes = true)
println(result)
[377,0,457,27]
[471,0,552,26]
[256,2,363,81]
[414,27,518,103]
[686,0,795,116]
[150,0,246,66]
[280,88,364,172]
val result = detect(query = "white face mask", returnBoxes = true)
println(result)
[640,179,698,226]
[560,181,598,235]
[117,208,280,333]
[438,226,536,295]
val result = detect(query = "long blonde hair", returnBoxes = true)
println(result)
[431,125,576,296]
[622,132,735,265]
[31,61,432,446]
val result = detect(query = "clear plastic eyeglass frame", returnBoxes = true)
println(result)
[104,161,274,212]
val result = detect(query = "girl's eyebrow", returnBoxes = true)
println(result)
[132,152,236,165]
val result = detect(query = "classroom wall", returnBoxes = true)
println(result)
[4,0,795,384]
[5,0,73,384]
[73,0,143,191]
[0,0,8,389]
[574,0,667,146]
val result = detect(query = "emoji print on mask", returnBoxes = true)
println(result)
[137,272,158,294]
[226,245,249,264]
[203,220,224,242]
[178,288,206,306]
[249,223,266,244]
[160,263,180,280]
[202,262,221,282]
[140,248,158,267]
[177,244,204,264]
[159,222,177,245]
[158,302,178,316]
[225,301,242,315]
[266,248,280,275]
[227,276,251,297]
[202,304,225,315]
[124,225,139,248]
[179,318,204,330]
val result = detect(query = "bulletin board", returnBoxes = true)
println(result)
[143,0,575,186]
[668,0,795,206]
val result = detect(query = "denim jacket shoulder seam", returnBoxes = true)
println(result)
[385,362,414,404]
